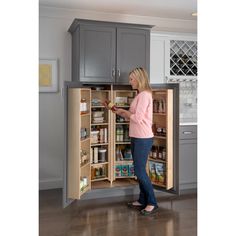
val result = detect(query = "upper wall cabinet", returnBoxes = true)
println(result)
[68,19,152,84]
[150,33,197,84]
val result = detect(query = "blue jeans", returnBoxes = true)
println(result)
[131,137,157,207]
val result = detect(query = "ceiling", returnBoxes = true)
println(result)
[39,0,197,21]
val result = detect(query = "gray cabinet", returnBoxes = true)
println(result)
[79,25,116,83]
[179,125,197,190]
[116,28,150,84]
[68,19,152,84]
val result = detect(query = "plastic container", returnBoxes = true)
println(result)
[98,148,107,162]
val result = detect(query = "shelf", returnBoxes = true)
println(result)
[91,162,109,166]
[153,113,166,116]
[81,137,90,143]
[153,92,167,95]
[91,90,110,92]
[116,105,130,108]
[91,142,109,147]
[81,161,90,169]
[115,122,129,125]
[91,177,108,182]
[115,160,133,164]
[81,112,90,116]
[115,176,136,179]
[115,142,131,144]
[91,105,105,108]
[148,158,166,163]
[91,123,109,126]
[151,181,166,188]
[154,136,166,139]
[80,184,90,194]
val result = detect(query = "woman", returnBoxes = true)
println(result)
[113,67,158,215]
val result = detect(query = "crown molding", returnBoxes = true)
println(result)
[39,5,197,33]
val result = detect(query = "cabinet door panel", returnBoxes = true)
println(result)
[179,139,197,188]
[150,37,165,84]
[80,25,116,83]
[117,28,150,84]
[67,88,81,200]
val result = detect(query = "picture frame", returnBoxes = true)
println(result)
[39,59,58,92]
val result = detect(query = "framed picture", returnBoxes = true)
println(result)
[39,59,58,92]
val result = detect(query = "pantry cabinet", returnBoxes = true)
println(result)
[68,19,152,84]
[63,83,179,207]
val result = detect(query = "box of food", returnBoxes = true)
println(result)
[121,165,129,176]
[128,165,135,176]
[115,97,128,106]
[115,165,122,177]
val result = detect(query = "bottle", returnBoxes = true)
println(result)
[120,126,124,142]
[152,146,157,159]
[116,127,120,142]
[104,100,118,111]
[104,128,107,143]
[162,148,166,160]
[153,99,158,113]
[80,98,87,114]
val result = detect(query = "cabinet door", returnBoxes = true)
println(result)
[179,125,197,190]
[116,28,150,84]
[150,36,165,84]
[150,89,173,189]
[80,25,116,83]
[63,83,91,207]
[179,139,197,189]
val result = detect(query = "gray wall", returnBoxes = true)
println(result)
[39,16,72,189]
[39,6,197,190]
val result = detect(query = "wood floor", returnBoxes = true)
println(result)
[39,189,197,236]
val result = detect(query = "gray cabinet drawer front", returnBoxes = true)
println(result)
[180,126,197,140]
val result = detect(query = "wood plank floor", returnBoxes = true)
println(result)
[39,189,197,236]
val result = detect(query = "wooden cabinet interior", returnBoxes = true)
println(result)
[112,90,137,181]
[68,88,91,199]
[90,90,112,184]
[67,86,175,200]
[148,89,173,190]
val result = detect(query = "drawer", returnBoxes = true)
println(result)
[179,125,197,140]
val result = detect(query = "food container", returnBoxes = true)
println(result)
[92,111,104,118]
[91,131,99,143]
[115,97,128,105]
[98,148,107,162]
[93,117,104,123]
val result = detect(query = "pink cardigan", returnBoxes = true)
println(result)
[129,91,154,138]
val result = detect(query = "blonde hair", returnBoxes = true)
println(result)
[129,67,152,93]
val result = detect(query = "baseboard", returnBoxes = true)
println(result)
[39,178,63,190]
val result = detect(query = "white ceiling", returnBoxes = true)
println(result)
[39,0,197,21]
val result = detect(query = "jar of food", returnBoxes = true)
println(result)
[80,98,87,114]
[104,100,117,111]
[98,148,107,162]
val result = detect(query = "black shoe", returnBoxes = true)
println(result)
[140,206,159,216]
[127,202,144,210]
